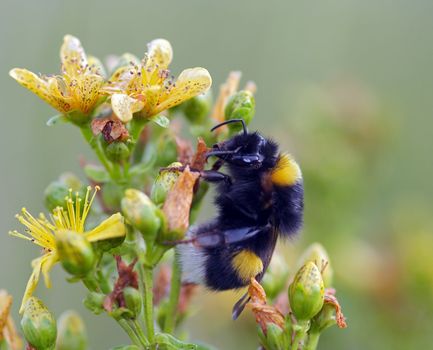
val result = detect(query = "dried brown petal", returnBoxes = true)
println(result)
[162,166,200,233]
[175,137,194,165]
[0,290,23,350]
[91,116,129,143]
[324,291,347,329]
[247,278,285,333]
[191,138,210,171]
[0,290,12,340]
[210,71,241,129]
[104,256,138,312]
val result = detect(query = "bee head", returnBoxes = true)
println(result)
[207,119,278,170]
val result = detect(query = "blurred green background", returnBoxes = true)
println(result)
[1,0,433,349]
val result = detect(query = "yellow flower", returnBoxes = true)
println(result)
[9,186,126,313]
[9,35,105,120]
[103,38,212,122]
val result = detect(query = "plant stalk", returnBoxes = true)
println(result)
[163,257,182,333]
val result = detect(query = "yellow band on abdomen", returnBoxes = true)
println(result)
[270,153,302,186]
[231,250,263,282]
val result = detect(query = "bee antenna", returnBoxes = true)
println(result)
[210,119,248,136]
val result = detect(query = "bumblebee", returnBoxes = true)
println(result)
[178,119,304,318]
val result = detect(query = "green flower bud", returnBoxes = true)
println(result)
[57,310,87,350]
[44,181,70,212]
[21,297,57,350]
[310,302,337,333]
[151,162,182,205]
[182,90,212,124]
[289,262,325,321]
[93,234,126,253]
[83,292,105,315]
[297,243,333,288]
[264,323,286,350]
[123,287,142,319]
[44,173,84,212]
[105,142,130,163]
[261,253,289,300]
[55,230,95,276]
[121,189,161,242]
[224,90,255,132]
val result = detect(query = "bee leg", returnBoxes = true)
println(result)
[200,170,232,185]
[211,158,225,171]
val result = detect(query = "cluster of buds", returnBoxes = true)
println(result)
[7,33,346,350]
[249,243,347,350]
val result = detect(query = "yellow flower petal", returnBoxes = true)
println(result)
[103,66,136,94]
[60,35,88,77]
[20,257,43,314]
[141,85,162,117]
[154,67,212,114]
[71,74,105,114]
[9,69,70,113]
[85,213,126,242]
[111,93,145,122]
[20,253,58,313]
[40,252,58,289]
[146,39,173,70]
[87,55,107,78]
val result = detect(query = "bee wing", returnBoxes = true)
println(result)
[183,221,272,248]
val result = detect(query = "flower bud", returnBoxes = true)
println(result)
[44,174,84,211]
[55,230,95,276]
[151,162,182,205]
[224,90,255,132]
[310,302,337,333]
[182,90,212,124]
[83,292,105,315]
[121,189,161,242]
[297,243,333,288]
[289,262,325,321]
[21,297,57,350]
[123,287,142,319]
[105,142,130,163]
[263,323,285,350]
[44,181,70,212]
[261,253,289,300]
[57,310,87,350]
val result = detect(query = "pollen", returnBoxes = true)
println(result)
[232,250,264,283]
[270,153,302,187]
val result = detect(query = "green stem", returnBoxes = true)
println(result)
[163,258,182,333]
[130,319,150,346]
[116,318,143,348]
[80,124,113,176]
[141,264,155,344]
[82,275,99,292]
[304,331,320,350]
[291,321,309,350]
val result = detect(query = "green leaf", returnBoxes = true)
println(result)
[46,114,68,126]
[84,164,110,183]
[155,333,214,350]
[150,115,170,128]
[129,156,156,177]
